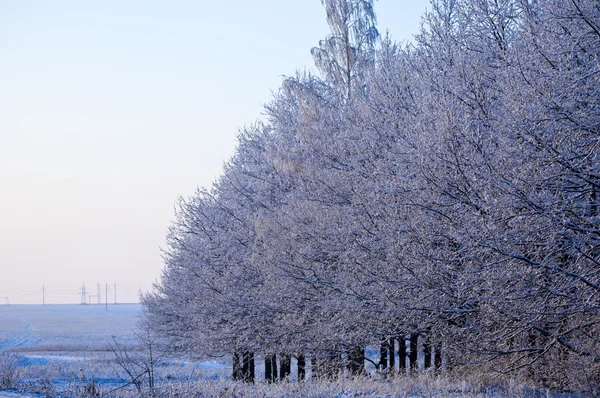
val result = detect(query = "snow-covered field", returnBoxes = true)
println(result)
[0,304,228,396]
[0,304,139,354]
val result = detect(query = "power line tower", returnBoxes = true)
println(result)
[80,283,87,305]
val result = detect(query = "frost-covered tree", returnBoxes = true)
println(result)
[143,0,600,391]
[312,0,379,99]
[408,0,600,386]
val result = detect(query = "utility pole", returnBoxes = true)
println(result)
[4,297,9,307]
[105,283,108,311]
[97,283,101,304]
[43,284,45,306]
[81,283,87,305]
[114,282,117,305]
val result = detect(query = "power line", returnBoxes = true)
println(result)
[1,282,125,304]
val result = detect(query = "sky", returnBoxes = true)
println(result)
[0,0,429,305]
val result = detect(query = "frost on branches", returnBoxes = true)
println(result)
[141,0,600,393]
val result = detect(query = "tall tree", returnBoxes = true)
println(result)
[312,0,379,99]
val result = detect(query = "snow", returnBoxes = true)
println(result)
[0,303,230,396]
[0,392,35,398]
[0,304,140,353]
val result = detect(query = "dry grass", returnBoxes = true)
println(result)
[102,373,578,398]
[1,351,586,397]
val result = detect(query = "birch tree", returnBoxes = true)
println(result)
[312,0,379,99]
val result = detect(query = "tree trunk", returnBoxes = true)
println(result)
[423,339,432,369]
[280,354,291,381]
[379,340,389,372]
[241,352,248,381]
[242,352,254,383]
[232,352,242,381]
[434,342,442,370]
[388,338,395,372]
[409,333,418,373]
[398,335,407,374]
[265,354,275,383]
[265,355,272,383]
[249,353,255,384]
[297,354,306,381]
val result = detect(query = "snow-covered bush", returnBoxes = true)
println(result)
[0,354,20,389]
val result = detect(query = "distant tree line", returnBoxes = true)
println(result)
[142,0,600,392]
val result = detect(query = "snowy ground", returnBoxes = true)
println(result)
[0,303,139,352]
[0,392,34,398]
[0,304,228,396]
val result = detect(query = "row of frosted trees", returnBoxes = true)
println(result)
[143,0,600,392]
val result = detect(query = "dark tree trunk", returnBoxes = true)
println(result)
[249,353,255,383]
[241,352,248,380]
[434,342,442,370]
[388,338,395,372]
[398,335,407,374]
[379,340,389,372]
[232,352,242,381]
[297,354,306,381]
[265,355,272,383]
[280,354,291,381]
[347,346,365,376]
[423,339,432,369]
[265,354,277,383]
[409,333,418,373]
[242,352,254,383]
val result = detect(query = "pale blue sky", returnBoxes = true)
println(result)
[0,0,428,304]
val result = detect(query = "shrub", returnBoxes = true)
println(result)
[0,354,20,389]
